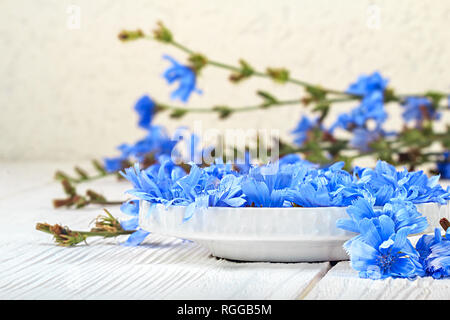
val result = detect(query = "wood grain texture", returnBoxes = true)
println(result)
[0,237,331,299]
[1,162,450,299]
[305,261,450,300]
[0,162,330,300]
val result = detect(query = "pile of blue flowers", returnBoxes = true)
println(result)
[118,152,450,279]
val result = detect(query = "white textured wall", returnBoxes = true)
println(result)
[1,0,449,161]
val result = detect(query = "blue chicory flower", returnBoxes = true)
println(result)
[119,199,151,246]
[401,97,441,125]
[240,164,294,207]
[437,152,450,179]
[162,54,202,102]
[104,156,127,173]
[331,72,388,133]
[291,116,318,146]
[353,160,450,205]
[134,95,156,129]
[337,195,428,236]
[233,151,254,174]
[203,158,238,180]
[350,128,381,152]
[422,239,450,279]
[330,91,387,132]
[415,228,450,279]
[122,229,151,247]
[103,97,179,172]
[346,71,388,97]
[345,215,422,279]
[415,228,444,263]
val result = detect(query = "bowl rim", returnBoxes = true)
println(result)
[141,200,445,213]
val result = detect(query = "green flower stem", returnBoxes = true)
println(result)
[38,228,134,238]
[36,216,135,247]
[168,39,352,97]
[147,36,450,100]
[89,200,125,206]
[66,173,112,184]
[158,96,357,116]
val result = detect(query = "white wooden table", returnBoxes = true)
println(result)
[1,162,449,300]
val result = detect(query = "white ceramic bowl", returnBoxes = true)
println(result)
[139,201,450,263]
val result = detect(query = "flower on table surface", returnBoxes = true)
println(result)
[336,160,450,280]
[345,215,422,279]
[382,199,428,234]
[119,199,150,246]
[162,54,202,102]
[422,237,450,279]
[416,228,444,263]
[416,228,450,279]
[437,152,450,179]
[401,96,441,124]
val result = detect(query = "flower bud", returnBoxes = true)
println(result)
[266,67,289,84]
[153,21,172,43]
[188,53,208,73]
[118,29,144,42]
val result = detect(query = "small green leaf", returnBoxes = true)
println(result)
[213,105,233,119]
[74,166,89,180]
[188,53,208,73]
[92,160,107,175]
[266,67,289,84]
[256,90,278,105]
[229,59,254,83]
[170,108,188,119]
[306,86,327,101]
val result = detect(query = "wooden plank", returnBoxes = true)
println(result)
[0,162,330,300]
[0,161,79,199]
[1,162,449,299]
[0,235,331,299]
[305,261,450,300]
